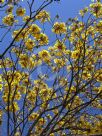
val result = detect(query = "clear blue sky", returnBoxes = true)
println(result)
[45,0,91,21]
[21,0,91,20]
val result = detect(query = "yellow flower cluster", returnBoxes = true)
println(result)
[6,5,14,14]
[9,102,19,112]
[59,77,68,86]
[19,54,29,68]
[25,38,35,51]
[33,79,54,101]
[90,2,102,17]
[52,22,67,34]
[12,24,49,46]
[3,58,13,68]
[71,50,80,59]
[2,84,21,103]
[29,24,41,36]
[2,71,21,85]
[19,53,42,69]
[2,14,15,26]
[28,24,49,45]
[38,50,51,62]
[96,20,102,33]
[37,33,49,45]
[48,40,67,57]
[36,10,50,23]
[54,58,66,67]
[39,88,53,101]
[23,15,30,22]
[0,0,4,4]
[54,40,66,51]
[3,88,21,102]
[12,28,28,41]
[28,112,39,121]
[79,7,88,16]
[27,90,37,103]
[74,115,102,135]
[16,7,26,16]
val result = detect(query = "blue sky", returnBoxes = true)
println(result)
[21,0,91,20]
[45,0,91,20]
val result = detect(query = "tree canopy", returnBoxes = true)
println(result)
[0,0,102,136]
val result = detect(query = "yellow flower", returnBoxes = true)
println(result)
[49,134,54,136]
[96,20,102,33]
[19,54,29,68]
[29,24,41,36]
[17,85,26,94]
[28,112,39,121]
[38,50,50,58]
[79,7,88,16]
[12,28,28,41]
[54,40,66,51]
[2,14,15,26]
[6,5,14,14]
[3,58,13,68]
[5,102,20,112]
[25,38,35,51]
[15,92,21,100]
[38,118,46,126]
[37,33,49,45]
[93,87,101,93]
[0,0,4,4]
[96,73,102,82]
[12,30,21,41]
[82,71,91,80]
[59,77,67,86]
[23,15,30,22]
[14,132,20,136]
[16,7,26,16]
[38,50,51,62]
[65,50,71,55]
[54,58,66,67]
[90,2,102,17]
[28,57,35,69]
[39,88,48,97]
[14,71,22,81]
[71,50,80,59]
[36,10,50,23]
[27,90,36,103]
[52,22,67,34]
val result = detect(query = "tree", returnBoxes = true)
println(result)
[0,0,102,135]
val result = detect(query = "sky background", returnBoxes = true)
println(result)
[21,0,91,20]
[45,0,91,20]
